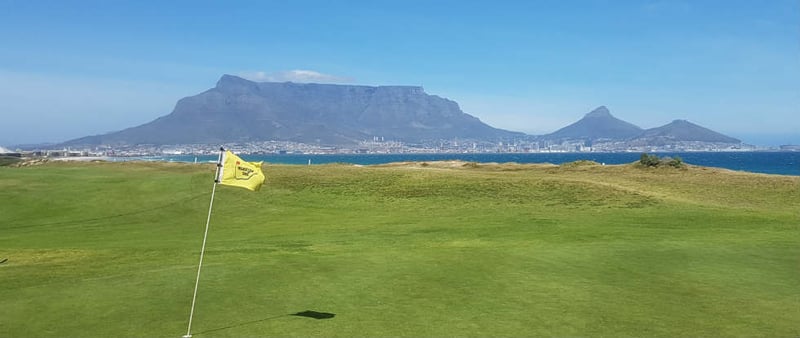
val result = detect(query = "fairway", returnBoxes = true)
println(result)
[1,161,798,337]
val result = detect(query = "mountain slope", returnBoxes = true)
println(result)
[637,120,740,143]
[64,75,522,146]
[541,106,643,141]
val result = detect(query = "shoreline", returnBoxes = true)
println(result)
[48,156,112,162]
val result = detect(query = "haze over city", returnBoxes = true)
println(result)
[1,0,798,147]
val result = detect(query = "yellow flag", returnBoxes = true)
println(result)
[217,151,265,191]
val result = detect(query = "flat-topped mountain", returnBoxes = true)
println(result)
[63,75,522,146]
[637,119,740,143]
[58,75,741,150]
[541,106,644,141]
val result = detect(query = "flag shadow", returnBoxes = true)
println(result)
[292,310,336,319]
[194,310,335,335]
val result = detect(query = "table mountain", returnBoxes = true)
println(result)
[63,75,522,146]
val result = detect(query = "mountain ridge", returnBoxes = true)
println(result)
[58,76,740,149]
[63,75,522,146]
[540,106,644,141]
[537,106,741,147]
[636,119,740,143]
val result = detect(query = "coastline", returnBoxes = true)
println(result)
[16,152,798,176]
[49,156,112,162]
[148,152,800,176]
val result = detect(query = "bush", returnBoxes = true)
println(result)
[638,153,685,169]
[667,156,683,168]
[639,153,661,167]
[0,156,22,167]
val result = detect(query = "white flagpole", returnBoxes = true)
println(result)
[184,147,225,338]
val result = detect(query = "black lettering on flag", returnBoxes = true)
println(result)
[235,166,256,180]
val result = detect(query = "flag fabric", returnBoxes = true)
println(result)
[217,150,265,191]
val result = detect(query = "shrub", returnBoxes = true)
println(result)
[639,153,661,167]
[638,153,685,169]
[667,156,684,168]
[0,156,23,167]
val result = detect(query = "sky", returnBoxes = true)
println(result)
[0,0,798,147]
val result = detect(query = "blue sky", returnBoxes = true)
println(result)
[0,0,798,146]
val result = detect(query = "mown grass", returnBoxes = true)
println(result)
[0,160,798,337]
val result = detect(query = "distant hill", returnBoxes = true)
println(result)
[637,119,740,143]
[541,106,644,141]
[62,75,522,146]
[539,106,741,147]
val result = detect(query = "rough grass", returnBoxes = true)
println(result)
[0,161,798,337]
[0,156,22,167]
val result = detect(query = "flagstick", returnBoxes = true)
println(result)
[184,148,224,338]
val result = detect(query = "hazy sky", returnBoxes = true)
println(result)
[1,0,798,146]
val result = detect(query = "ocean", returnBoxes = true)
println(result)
[151,152,800,176]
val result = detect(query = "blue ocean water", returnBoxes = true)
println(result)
[153,152,800,176]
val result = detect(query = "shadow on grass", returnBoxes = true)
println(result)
[292,310,336,319]
[195,310,335,335]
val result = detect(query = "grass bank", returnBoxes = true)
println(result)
[1,161,798,336]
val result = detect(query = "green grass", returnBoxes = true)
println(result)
[1,160,798,337]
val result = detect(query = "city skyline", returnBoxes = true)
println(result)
[1,0,798,147]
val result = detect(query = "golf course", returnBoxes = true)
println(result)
[1,160,798,337]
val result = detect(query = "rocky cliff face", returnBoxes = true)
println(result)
[64,75,522,146]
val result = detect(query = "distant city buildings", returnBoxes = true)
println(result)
[779,144,800,151]
[8,137,783,159]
